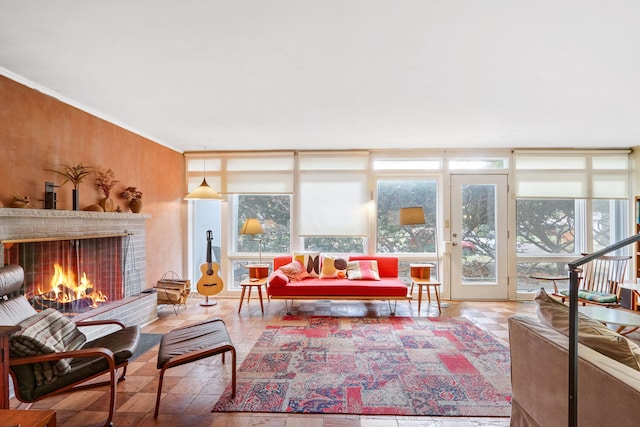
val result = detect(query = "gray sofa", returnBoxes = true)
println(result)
[508,315,640,427]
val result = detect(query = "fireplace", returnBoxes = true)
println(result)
[0,208,157,332]
[3,235,127,316]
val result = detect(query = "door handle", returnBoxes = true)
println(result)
[452,242,458,246]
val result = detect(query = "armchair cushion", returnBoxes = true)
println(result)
[10,308,87,385]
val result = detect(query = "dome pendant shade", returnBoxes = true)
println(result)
[184,178,223,200]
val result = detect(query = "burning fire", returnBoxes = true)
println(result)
[38,264,109,307]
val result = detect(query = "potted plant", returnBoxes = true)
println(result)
[95,168,119,212]
[46,163,93,210]
[120,186,143,213]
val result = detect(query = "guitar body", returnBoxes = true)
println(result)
[197,230,224,296]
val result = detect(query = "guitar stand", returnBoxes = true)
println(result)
[200,296,218,307]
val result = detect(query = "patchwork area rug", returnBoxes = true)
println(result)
[212,316,512,416]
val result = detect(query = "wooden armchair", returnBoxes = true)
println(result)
[0,264,140,427]
[531,254,631,307]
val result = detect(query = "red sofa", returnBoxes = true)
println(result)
[268,255,410,316]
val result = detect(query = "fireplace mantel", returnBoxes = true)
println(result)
[0,207,151,220]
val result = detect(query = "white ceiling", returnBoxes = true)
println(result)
[1,1,639,153]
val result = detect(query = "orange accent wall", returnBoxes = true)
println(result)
[0,75,186,287]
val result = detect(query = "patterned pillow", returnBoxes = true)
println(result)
[293,251,321,278]
[346,260,381,281]
[320,256,348,279]
[279,260,311,282]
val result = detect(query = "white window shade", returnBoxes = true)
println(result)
[298,172,369,236]
[185,152,294,194]
[515,171,587,198]
[513,151,629,200]
[592,174,628,199]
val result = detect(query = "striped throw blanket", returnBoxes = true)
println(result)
[10,308,87,386]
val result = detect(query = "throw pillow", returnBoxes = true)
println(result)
[535,287,640,371]
[346,260,381,281]
[267,270,289,288]
[293,251,321,278]
[279,260,311,282]
[320,256,348,279]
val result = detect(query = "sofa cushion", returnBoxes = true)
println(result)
[535,288,640,371]
[293,251,321,278]
[279,260,311,282]
[349,256,398,277]
[267,270,289,288]
[267,278,408,297]
[346,260,381,281]
[320,256,348,279]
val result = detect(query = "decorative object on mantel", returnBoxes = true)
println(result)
[120,186,143,213]
[11,193,32,208]
[45,163,93,211]
[95,168,119,212]
[84,204,104,212]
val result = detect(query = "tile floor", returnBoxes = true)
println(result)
[11,294,539,426]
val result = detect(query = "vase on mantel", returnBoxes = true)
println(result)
[129,198,142,213]
[72,189,79,211]
[100,197,116,212]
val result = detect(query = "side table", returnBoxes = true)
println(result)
[411,277,443,314]
[0,409,56,427]
[238,277,268,314]
[409,263,441,315]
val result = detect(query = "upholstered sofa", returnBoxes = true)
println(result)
[267,255,410,315]
[509,290,640,427]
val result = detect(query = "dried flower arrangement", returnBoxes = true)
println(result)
[46,163,93,189]
[120,186,142,200]
[95,168,119,198]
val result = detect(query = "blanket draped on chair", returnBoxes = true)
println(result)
[10,308,87,385]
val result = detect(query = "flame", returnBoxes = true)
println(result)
[38,264,108,306]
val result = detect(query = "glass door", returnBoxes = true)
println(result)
[450,174,508,300]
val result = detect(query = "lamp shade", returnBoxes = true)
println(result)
[184,178,223,200]
[240,218,264,235]
[400,207,425,226]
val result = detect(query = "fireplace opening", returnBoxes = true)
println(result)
[2,235,128,317]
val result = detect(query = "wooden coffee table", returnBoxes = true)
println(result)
[578,305,640,335]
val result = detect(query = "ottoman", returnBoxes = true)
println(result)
[154,318,236,417]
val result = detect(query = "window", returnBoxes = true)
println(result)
[376,179,438,254]
[514,150,630,292]
[231,194,291,290]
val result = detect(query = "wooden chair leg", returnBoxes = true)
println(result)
[154,370,166,418]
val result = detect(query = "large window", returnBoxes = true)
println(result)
[514,151,630,292]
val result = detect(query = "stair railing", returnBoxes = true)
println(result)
[566,233,640,427]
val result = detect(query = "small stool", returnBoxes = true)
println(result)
[154,318,236,417]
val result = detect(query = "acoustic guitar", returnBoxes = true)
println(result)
[196,230,223,304]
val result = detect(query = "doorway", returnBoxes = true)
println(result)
[449,174,508,300]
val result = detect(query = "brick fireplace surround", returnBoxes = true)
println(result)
[0,208,157,339]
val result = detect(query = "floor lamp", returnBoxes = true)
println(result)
[400,206,447,308]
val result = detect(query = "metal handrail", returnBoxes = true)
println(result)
[566,233,640,427]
